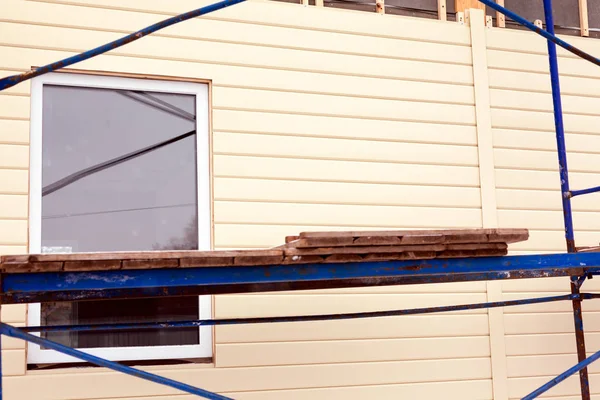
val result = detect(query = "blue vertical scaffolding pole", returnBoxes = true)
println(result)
[542,0,590,398]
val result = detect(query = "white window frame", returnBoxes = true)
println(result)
[27,72,213,364]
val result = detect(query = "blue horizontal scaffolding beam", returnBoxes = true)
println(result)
[3,252,600,304]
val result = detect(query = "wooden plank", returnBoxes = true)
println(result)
[496,0,506,27]
[375,0,384,14]
[579,0,589,37]
[64,260,122,271]
[284,243,506,256]
[455,0,485,13]
[438,0,447,21]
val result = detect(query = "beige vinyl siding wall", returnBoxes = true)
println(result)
[0,0,597,399]
[487,27,600,399]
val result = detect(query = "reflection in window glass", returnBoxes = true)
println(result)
[40,85,200,350]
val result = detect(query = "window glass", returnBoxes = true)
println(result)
[39,84,200,349]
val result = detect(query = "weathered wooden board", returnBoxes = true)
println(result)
[0,229,525,273]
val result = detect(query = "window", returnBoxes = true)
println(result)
[27,72,212,364]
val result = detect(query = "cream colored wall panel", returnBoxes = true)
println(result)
[0,23,474,85]
[0,245,26,255]
[4,358,492,399]
[508,374,600,399]
[495,148,600,173]
[1,305,26,324]
[0,119,29,145]
[0,169,28,195]
[503,277,576,292]
[501,292,600,314]
[491,88,600,116]
[217,314,489,343]
[487,49,600,79]
[0,144,28,169]
[504,312,600,335]
[496,168,597,191]
[0,220,27,244]
[0,195,27,219]
[0,71,29,97]
[214,201,482,228]
[214,110,477,145]
[497,209,600,231]
[0,96,29,121]
[214,132,478,166]
[214,178,481,208]
[492,108,600,135]
[507,230,600,252]
[3,0,473,66]
[493,129,600,154]
[39,0,472,46]
[84,379,493,400]
[216,336,490,367]
[2,350,25,376]
[486,28,600,58]
[506,333,600,356]
[507,353,600,378]
[215,155,481,187]
[488,68,600,98]
[215,293,487,319]
[497,188,600,212]
[0,46,471,110]
[213,87,476,125]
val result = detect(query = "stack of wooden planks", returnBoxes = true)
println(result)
[0,228,528,273]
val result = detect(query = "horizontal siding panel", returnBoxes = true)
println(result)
[214,201,482,227]
[487,49,600,79]
[501,292,600,314]
[0,220,27,244]
[0,245,27,255]
[490,88,600,116]
[0,23,474,85]
[491,108,600,135]
[217,314,489,343]
[495,168,598,191]
[215,155,481,187]
[497,189,600,212]
[5,358,491,399]
[214,110,477,145]
[4,0,473,66]
[0,169,28,195]
[508,374,600,399]
[2,350,25,376]
[216,336,491,367]
[214,178,481,208]
[488,68,600,98]
[36,0,472,45]
[507,353,600,378]
[0,95,29,120]
[494,148,600,173]
[0,144,29,169]
[504,312,600,335]
[0,47,473,108]
[213,88,476,125]
[215,294,487,319]
[493,129,600,153]
[44,379,493,400]
[506,333,600,356]
[0,194,28,219]
[1,305,26,323]
[0,119,29,145]
[214,132,479,166]
[486,28,600,59]
[497,209,600,231]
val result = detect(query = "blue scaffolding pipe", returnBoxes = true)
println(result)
[20,293,588,333]
[570,185,600,198]
[0,0,247,91]
[0,323,232,400]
